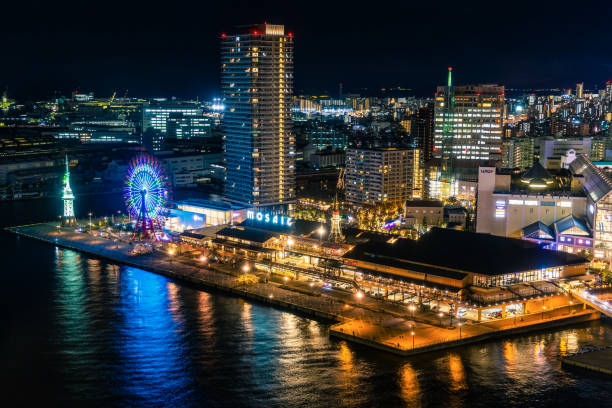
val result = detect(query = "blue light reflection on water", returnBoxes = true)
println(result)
[114,267,197,407]
[2,194,612,408]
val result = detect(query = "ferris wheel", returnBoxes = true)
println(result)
[124,153,169,240]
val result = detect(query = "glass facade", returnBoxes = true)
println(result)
[434,84,504,161]
[473,267,561,288]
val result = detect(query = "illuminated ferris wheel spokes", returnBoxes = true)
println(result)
[124,154,169,240]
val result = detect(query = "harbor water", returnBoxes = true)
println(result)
[2,194,611,407]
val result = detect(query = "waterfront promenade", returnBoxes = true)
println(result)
[6,222,602,356]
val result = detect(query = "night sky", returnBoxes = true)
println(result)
[3,0,611,100]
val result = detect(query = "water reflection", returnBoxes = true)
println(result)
[447,354,466,392]
[398,363,420,407]
[116,267,194,406]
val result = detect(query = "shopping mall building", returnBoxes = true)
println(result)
[175,204,588,322]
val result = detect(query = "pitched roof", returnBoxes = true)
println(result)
[216,227,276,243]
[522,221,554,240]
[522,161,554,181]
[553,215,591,236]
[343,227,587,277]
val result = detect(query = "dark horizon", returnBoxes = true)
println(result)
[2,0,611,101]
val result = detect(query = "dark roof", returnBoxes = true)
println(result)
[522,221,554,240]
[345,245,468,281]
[405,200,444,208]
[343,227,587,277]
[216,226,276,243]
[212,238,275,253]
[522,161,553,181]
[553,215,591,236]
[239,218,322,236]
[181,231,207,240]
[352,265,462,293]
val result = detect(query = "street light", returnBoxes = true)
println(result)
[411,331,415,349]
[568,300,573,314]
[409,304,416,319]
[287,238,294,246]
[88,212,93,231]
[458,323,463,340]
[355,291,363,300]
[438,312,444,326]
[242,263,250,273]
[318,226,325,241]
[542,305,547,320]
[199,255,207,263]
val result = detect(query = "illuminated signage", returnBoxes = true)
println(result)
[247,210,294,227]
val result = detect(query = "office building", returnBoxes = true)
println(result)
[142,101,201,150]
[538,137,592,169]
[166,114,212,140]
[411,103,435,162]
[345,148,422,205]
[434,81,504,161]
[501,137,535,170]
[576,83,584,99]
[221,23,295,208]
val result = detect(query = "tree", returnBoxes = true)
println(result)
[577,249,594,261]
[601,269,612,284]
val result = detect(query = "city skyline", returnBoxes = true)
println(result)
[2,1,611,100]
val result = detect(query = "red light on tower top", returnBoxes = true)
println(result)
[221,33,226,38]
[288,32,293,37]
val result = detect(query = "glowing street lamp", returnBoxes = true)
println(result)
[409,304,416,319]
[458,322,463,339]
[542,305,547,320]
[568,300,573,314]
[88,212,93,231]
[355,291,363,300]
[411,331,415,349]
[438,312,444,326]
[242,263,250,273]
[318,226,326,241]
[199,255,207,263]
[287,238,295,246]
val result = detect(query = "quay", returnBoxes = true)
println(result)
[6,221,603,357]
[561,347,612,376]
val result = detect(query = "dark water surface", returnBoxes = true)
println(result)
[1,194,611,407]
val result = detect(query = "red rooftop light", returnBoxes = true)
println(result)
[288,32,293,37]
[221,33,226,37]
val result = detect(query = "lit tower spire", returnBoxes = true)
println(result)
[439,67,456,200]
[61,154,77,226]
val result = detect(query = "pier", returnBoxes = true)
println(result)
[6,221,602,356]
[562,347,612,376]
